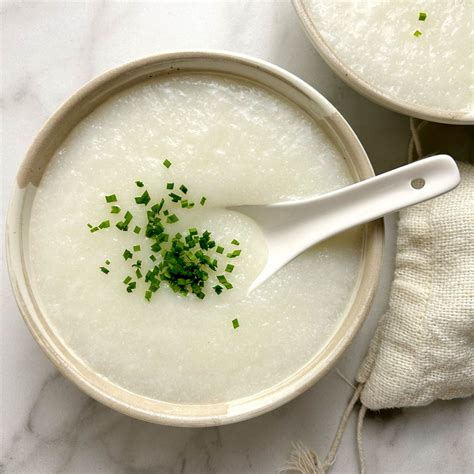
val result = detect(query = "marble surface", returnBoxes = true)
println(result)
[1,1,472,473]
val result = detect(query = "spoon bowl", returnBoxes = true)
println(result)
[230,155,460,292]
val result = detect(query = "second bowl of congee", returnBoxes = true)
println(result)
[7,52,383,426]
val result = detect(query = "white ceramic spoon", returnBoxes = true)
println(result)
[229,154,460,292]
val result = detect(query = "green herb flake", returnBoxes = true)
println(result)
[90,226,99,233]
[110,205,121,214]
[227,249,241,258]
[136,268,143,279]
[166,182,174,190]
[217,275,233,290]
[123,249,133,261]
[135,190,151,206]
[150,254,157,262]
[105,259,110,265]
[200,196,207,206]
[418,12,427,21]
[100,266,109,274]
[225,264,234,273]
[133,245,141,252]
[135,181,144,187]
[169,192,181,202]
[414,30,422,37]
[179,184,188,194]
[163,159,172,168]
[232,318,239,329]
[145,290,152,301]
[167,214,179,224]
[123,276,132,284]
[126,281,137,293]
[98,220,110,229]
[216,246,224,254]
[231,239,240,246]
[105,194,117,203]
[133,226,141,234]
[213,285,223,295]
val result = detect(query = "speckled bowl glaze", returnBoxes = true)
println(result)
[293,0,474,125]
[6,51,384,427]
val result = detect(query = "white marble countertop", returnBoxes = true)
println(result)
[1,1,472,473]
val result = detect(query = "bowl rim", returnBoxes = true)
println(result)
[6,50,384,427]
[292,0,474,126]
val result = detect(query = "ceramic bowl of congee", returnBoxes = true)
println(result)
[6,51,383,426]
[293,0,474,125]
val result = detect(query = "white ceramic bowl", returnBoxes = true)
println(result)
[293,0,474,125]
[6,51,384,427]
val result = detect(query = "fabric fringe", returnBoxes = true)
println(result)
[281,384,364,474]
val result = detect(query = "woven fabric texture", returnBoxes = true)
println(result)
[357,161,474,410]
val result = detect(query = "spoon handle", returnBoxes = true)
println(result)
[321,153,458,221]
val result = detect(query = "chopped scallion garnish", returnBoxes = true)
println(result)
[99,220,110,229]
[166,214,179,223]
[136,181,144,187]
[231,239,240,246]
[216,246,224,254]
[110,206,121,214]
[123,249,133,260]
[179,184,188,194]
[166,183,174,190]
[225,264,234,273]
[133,245,141,252]
[133,226,141,234]
[418,12,427,21]
[105,194,117,203]
[135,190,151,205]
[200,196,207,206]
[100,266,109,274]
[414,30,422,37]
[232,318,239,329]
[227,249,241,258]
[163,159,172,168]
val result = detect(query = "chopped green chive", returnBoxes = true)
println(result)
[89,180,242,301]
[232,318,239,329]
[135,190,151,205]
[227,249,241,258]
[105,194,117,203]
[166,214,179,224]
[414,30,422,37]
[163,159,172,168]
[217,275,233,289]
[418,12,427,21]
[99,220,110,229]
[169,192,181,202]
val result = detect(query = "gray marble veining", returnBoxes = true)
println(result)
[1,1,472,473]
